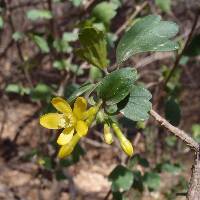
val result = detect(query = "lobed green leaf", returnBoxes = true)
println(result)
[116,15,179,63]
[143,172,160,190]
[98,68,138,105]
[118,85,152,121]
[68,83,97,103]
[77,27,108,69]
[109,165,134,192]
[155,0,171,13]
[0,16,3,29]
[31,34,50,53]
[92,1,118,25]
[27,9,52,21]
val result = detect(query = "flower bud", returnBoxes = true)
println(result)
[112,123,134,156]
[120,137,134,156]
[96,110,105,124]
[103,123,113,144]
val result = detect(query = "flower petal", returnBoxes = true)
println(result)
[57,128,74,145]
[75,120,88,137]
[73,97,87,120]
[51,97,72,115]
[58,134,80,158]
[83,106,97,119]
[40,113,64,129]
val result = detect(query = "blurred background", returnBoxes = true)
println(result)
[0,0,200,199]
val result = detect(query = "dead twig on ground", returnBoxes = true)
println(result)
[0,99,7,140]
[13,107,41,143]
[82,137,110,149]
[5,0,34,88]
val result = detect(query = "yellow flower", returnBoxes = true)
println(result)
[40,97,91,146]
[40,97,101,159]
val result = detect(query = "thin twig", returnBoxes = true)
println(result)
[5,0,33,88]
[135,52,174,69]
[164,13,199,86]
[13,107,41,143]
[47,0,55,36]
[103,189,112,200]
[57,73,70,96]
[0,99,7,140]
[116,1,148,36]
[82,138,110,148]
[150,109,198,151]
[9,1,47,11]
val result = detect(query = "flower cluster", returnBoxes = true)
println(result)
[40,96,134,158]
[40,97,99,158]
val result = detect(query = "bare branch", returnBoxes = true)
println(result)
[164,13,199,85]
[150,109,199,151]
[116,1,148,36]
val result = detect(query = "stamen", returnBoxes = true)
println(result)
[58,117,66,128]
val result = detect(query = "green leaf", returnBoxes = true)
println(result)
[98,68,137,105]
[53,38,72,53]
[165,97,181,126]
[5,84,21,94]
[30,83,53,102]
[165,135,177,147]
[109,165,134,192]
[155,0,171,13]
[116,15,179,63]
[157,162,182,174]
[112,192,128,200]
[12,31,24,41]
[40,156,52,170]
[63,32,78,42]
[184,34,200,57]
[64,84,79,98]
[132,170,144,191]
[26,9,52,21]
[77,27,108,69]
[192,124,200,143]
[0,16,3,29]
[105,104,118,115]
[5,84,30,96]
[111,0,122,8]
[70,0,82,6]
[31,35,50,53]
[128,154,149,169]
[118,85,152,121]
[89,66,103,81]
[68,83,97,103]
[143,172,160,190]
[92,1,117,25]
[53,59,68,70]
